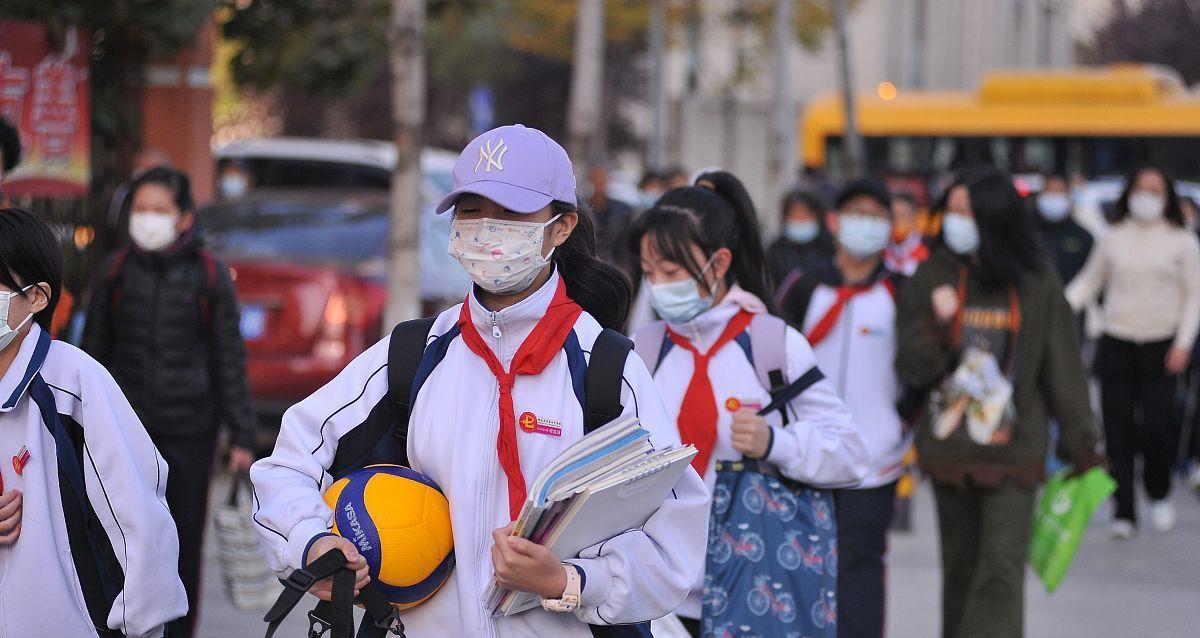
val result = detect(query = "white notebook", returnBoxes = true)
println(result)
[494,445,697,616]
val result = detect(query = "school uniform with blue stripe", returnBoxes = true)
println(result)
[252,270,709,638]
[0,324,186,638]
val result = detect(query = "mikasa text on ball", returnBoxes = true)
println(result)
[322,464,454,609]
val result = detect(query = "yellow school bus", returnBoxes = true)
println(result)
[801,65,1200,186]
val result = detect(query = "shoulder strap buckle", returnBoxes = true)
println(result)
[282,566,318,592]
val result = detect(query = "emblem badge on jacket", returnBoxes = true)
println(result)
[518,411,562,437]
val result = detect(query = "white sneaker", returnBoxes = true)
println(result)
[1150,499,1176,532]
[1110,519,1136,540]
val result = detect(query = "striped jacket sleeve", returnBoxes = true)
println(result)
[250,335,393,574]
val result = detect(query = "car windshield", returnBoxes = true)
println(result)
[203,199,388,266]
[218,158,391,189]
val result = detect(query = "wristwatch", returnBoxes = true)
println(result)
[541,564,582,612]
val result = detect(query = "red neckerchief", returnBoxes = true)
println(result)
[805,283,875,346]
[666,310,755,473]
[456,278,583,520]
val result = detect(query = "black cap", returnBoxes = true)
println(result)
[835,177,891,210]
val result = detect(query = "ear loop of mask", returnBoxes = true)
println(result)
[695,253,719,299]
[1,284,37,332]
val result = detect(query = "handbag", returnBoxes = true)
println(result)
[214,473,284,611]
[1029,467,1116,593]
[700,459,838,638]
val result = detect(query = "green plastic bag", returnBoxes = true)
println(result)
[1029,467,1116,593]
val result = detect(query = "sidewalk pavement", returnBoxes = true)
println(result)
[195,472,1200,638]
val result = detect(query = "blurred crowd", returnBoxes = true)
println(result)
[2,109,1199,638]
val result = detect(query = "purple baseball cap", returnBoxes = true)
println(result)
[434,124,577,215]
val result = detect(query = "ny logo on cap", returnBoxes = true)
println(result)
[474,137,509,173]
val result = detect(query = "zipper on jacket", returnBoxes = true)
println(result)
[490,312,502,339]
[478,381,501,638]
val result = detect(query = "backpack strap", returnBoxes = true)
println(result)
[105,247,131,325]
[777,268,822,335]
[631,321,668,374]
[263,549,405,638]
[747,313,789,395]
[584,328,634,434]
[386,317,438,467]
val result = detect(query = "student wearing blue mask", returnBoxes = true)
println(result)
[779,178,912,638]
[630,171,868,638]
[768,189,835,296]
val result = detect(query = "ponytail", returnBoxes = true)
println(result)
[695,170,775,304]
[628,170,777,314]
[551,201,633,330]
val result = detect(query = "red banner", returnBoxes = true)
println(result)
[0,20,91,198]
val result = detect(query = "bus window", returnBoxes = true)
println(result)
[1020,138,1056,174]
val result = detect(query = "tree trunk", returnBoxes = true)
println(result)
[833,0,864,179]
[567,0,605,179]
[385,0,426,327]
[647,0,667,172]
[768,0,797,232]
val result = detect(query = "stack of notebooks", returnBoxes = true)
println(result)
[484,415,697,617]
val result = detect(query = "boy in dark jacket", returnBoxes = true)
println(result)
[83,166,256,638]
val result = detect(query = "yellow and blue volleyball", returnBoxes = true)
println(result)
[322,464,454,610]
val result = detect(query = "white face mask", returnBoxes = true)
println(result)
[448,215,561,295]
[129,211,179,252]
[837,214,892,258]
[943,213,980,255]
[0,285,35,352]
[220,173,249,199]
[646,256,716,324]
[1037,192,1071,222]
[1128,191,1165,221]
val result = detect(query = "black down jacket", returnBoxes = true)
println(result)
[82,228,256,448]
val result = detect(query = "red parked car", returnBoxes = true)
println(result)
[202,188,466,416]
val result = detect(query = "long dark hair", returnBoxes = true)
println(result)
[0,208,62,331]
[1112,163,1185,227]
[628,170,776,313]
[936,167,1045,287]
[551,201,632,330]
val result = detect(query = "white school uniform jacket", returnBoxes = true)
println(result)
[0,325,186,638]
[251,271,709,638]
[796,267,911,489]
[635,289,870,618]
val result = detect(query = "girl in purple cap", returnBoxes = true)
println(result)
[251,125,708,637]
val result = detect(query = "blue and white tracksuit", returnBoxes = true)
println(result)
[0,324,186,638]
[251,271,709,638]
